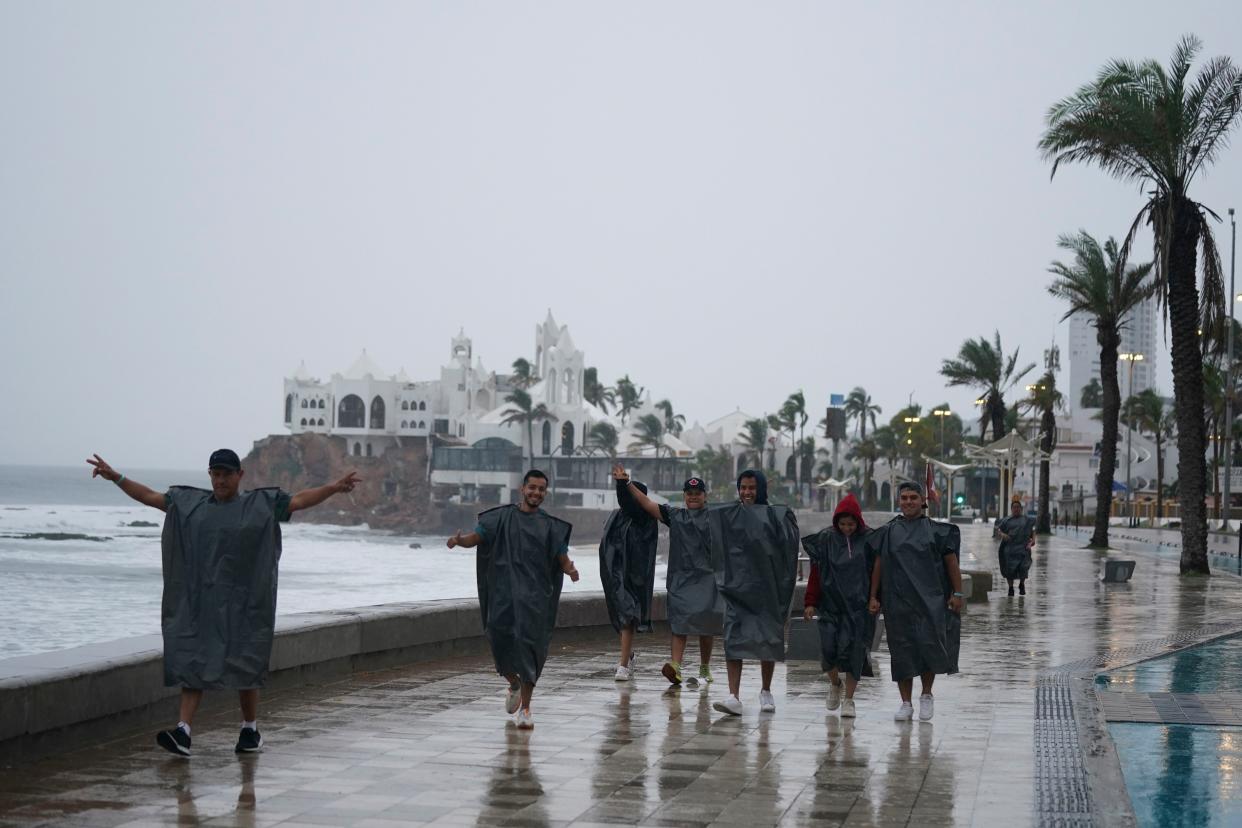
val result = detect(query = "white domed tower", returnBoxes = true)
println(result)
[534,309,584,406]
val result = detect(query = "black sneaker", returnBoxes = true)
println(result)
[156,727,191,757]
[1019,583,1027,596]
[1008,585,1015,597]
[235,727,263,753]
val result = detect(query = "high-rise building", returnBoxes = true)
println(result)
[1067,295,1158,426]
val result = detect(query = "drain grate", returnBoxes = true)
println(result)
[1035,675,1092,826]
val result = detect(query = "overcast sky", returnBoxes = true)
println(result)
[3,2,1240,470]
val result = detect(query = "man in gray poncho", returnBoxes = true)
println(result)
[996,497,1036,596]
[868,480,964,723]
[88,449,359,757]
[612,464,721,687]
[447,469,580,730]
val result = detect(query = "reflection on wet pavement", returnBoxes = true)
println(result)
[3,524,1242,826]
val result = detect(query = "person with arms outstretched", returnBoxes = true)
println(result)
[88,449,358,757]
[446,469,579,729]
[599,474,659,681]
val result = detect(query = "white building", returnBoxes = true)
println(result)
[283,311,695,508]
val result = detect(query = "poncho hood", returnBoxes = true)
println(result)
[736,469,769,505]
[832,494,866,531]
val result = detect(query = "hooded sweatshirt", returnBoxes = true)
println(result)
[804,494,868,609]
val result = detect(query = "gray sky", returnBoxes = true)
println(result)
[3,2,1240,470]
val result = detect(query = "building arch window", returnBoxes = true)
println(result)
[541,420,552,456]
[317,418,324,426]
[547,369,558,404]
[418,420,426,429]
[285,394,293,423]
[369,396,386,430]
[318,399,325,409]
[401,401,409,410]
[300,418,307,426]
[561,421,575,455]
[459,423,465,437]
[419,401,426,411]
[563,370,574,404]
[401,420,408,429]
[366,443,373,457]
[339,395,365,428]
[301,399,309,408]
[353,442,362,456]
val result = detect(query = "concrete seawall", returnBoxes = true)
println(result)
[0,584,802,766]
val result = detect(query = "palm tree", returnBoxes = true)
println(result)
[695,444,734,492]
[655,399,686,438]
[1046,231,1155,548]
[844,387,882,440]
[583,367,615,413]
[786,391,810,499]
[739,418,770,472]
[1130,388,1176,523]
[1080,377,1104,409]
[587,421,619,457]
[500,389,557,470]
[614,375,644,426]
[847,439,878,507]
[1040,34,1241,574]
[510,358,538,390]
[1021,371,1064,534]
[941,332,1036,444]
[629,414,667,490]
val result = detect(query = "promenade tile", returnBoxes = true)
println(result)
[3,524,1242,827]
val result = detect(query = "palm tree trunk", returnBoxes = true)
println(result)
[1156,434,1165,523]
[1093,330,1122,548]
[1167,196,1210,573]
[1037,409,1054,533]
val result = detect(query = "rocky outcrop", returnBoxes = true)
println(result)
[241,434,436,532]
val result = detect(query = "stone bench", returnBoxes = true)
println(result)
[963,569,991,600]
[1102,560,1137,583]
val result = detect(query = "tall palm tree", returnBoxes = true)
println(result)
[510,358,538,390]
[1080,377,1103,409]
[583,367,615,413]
[1130,388,1176,523]
[786,391,810,499]
[844,387,882,440]
[500,389,557,470]
[739,418,770,472]
[1040,34,1241,574]
[941,332,1036,444]
[847,439,878,508]
[1046,231,1156,547]
[655,399,686,438]
[694,444,734,492]
[1021,371,1064,534]
[587,421,619,457]
[614,375,644,426]
[629,414,667,490]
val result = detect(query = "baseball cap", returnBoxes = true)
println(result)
[683,477,707,493]
[208,448,241,471]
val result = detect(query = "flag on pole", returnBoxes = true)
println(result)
[925,460,940,507]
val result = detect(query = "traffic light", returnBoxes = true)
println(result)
[955,494,965,504]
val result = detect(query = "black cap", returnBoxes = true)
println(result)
[683,477,707,493]
[208,448,241,471]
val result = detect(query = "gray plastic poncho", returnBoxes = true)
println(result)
[801,501,875,680]
[713,502,800,661]
[598,481,658,633]
[475,504,572,685]
[996,513,1035,580]
[867,515,960,682]
[659,503,724,636]
[160,486,290,689]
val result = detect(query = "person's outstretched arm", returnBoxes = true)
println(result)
[446,529,482,549]
[288,472,360,516]
[611,463,662,522]
[87,455,166,511]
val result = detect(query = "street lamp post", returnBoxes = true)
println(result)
[933,409,951,517]
[1119,353,1144,527]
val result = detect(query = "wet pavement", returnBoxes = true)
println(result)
[3,523,1242,827]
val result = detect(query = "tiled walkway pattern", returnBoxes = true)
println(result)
[3,525,1242,827]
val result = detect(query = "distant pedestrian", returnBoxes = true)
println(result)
[447,470,579,729]
[801,494,875,718]
[867,481,963,723]
[612,464,720,688]
[87,450,359,757]
[598,473,658,681]
[997,498,1036,596]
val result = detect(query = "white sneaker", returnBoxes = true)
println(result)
[713,695,744,716]
[505,683,521,714]
[841,698,857,718]
[919,694,934,721]
[515,708,533,729]
[826,680,843,711]
[894,702,914,721]
[759,690,776,713]
[614,665,632,682]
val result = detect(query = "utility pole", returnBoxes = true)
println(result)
[1226,206,1237,532]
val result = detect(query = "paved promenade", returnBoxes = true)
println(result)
[3,524,1242,827]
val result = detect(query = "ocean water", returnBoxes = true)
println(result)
[0,465,612,660]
